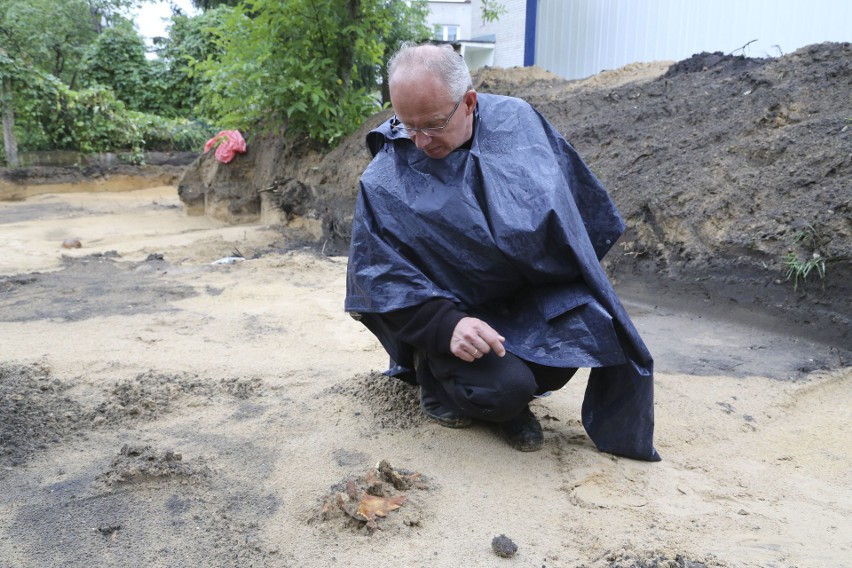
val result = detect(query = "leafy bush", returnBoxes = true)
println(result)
[194,0,426,147]
[3,51,217,160]
[128,111,218,152]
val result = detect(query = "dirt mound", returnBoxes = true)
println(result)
[327,371,425,429]
[576,60,674,89]
[89,372,264,425]
[474,60,674,96]
[662,50,767,77]
[89,371,217,424]
[474,65,571,97]
[529,42,850,347]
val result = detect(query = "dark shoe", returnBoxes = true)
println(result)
[498,406,543,452]
[420,389,473,429]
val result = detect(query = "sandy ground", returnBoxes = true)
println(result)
[0,185,850,568]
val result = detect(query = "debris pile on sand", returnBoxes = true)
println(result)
[96,444,211,486]
[318,460,429,531]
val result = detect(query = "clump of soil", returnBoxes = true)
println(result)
[96,444,211,486]
[491,534,519,558]
[328,372,424,429]
[219,376,265,399]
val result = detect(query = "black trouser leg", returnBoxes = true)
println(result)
[418,349,577,423]
[527,360,578,395]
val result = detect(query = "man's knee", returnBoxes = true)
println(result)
[436,353,538,422]
[456,381,535,422]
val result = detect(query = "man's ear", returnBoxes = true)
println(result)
[464,90,477,115]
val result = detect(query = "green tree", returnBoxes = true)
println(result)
[0,49,141,154]
[2,45,215,161]
[150,6,231,117]
[78,19,152,112]
[480,0,507,25]
[0,0,148,86]
[195,0,428,147]
[0,0,97,86]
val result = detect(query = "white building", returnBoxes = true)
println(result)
[425,0,500,71]
[428,0,850,80]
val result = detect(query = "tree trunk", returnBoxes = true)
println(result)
[2,77,19,167]
[337,0,360,89]
[381,64,390,106]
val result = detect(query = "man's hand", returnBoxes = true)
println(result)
[450,317,506,362]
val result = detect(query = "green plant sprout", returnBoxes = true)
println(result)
[784,223,827,291]
[784,251,826,291]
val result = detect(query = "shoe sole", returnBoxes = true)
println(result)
[507,439,543,452]
[421,410,473,429]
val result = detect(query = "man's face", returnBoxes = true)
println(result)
[390,71,476,160]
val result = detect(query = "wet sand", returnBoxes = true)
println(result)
[0,186,849,567]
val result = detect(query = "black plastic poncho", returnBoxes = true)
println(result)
[346,94,660,461]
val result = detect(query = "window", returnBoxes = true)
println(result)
[433,24,459,42]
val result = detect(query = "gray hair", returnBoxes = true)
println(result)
[387,42,473,100]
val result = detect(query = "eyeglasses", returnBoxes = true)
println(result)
[391,95,465,137]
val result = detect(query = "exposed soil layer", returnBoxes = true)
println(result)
[460,43,851,350]
[0,152,197,200]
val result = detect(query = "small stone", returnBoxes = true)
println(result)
[491,534,518,558]
[97,525,121,537]
[62,238,82,249]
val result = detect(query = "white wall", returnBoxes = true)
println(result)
[536,0,852,80]
[469,0,529,67]
[427,0,473,42]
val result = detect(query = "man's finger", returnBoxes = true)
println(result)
[487,337,506,357]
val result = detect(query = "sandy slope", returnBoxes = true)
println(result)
[0,186,849,568]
